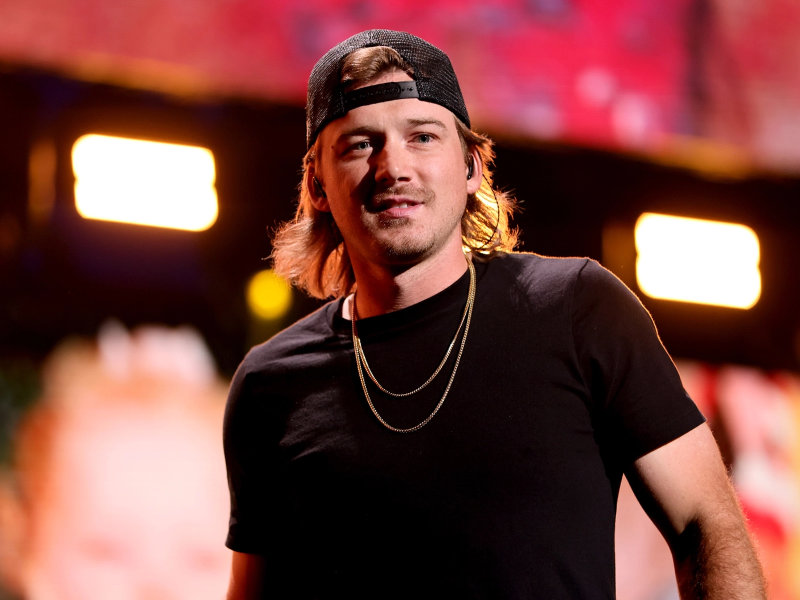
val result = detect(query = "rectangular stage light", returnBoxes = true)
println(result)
[635,212,761,309]
[72,134,218,231]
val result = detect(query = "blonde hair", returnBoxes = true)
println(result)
[271,47,518,299]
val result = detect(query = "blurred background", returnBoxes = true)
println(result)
[0,1,799,598]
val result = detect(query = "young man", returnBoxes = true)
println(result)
[223,29,766,599]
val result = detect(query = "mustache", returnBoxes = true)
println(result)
[368,184,432,209]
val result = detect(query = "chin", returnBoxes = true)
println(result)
[377,235,436,261]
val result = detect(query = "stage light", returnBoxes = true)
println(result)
[71,134,218,231]
[246,269,293,321]
[635,213,761,309]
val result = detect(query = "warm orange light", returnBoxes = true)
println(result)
[72,134,218,231]
[635,213,761,309]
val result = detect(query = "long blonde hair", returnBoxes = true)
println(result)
[271,47,518,299]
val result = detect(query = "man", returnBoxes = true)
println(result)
[224,29,765,599]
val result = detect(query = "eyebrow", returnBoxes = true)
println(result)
[335,126,379,142]
[335,117,449,143]
[407,118,448,130]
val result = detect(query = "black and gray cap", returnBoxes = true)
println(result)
[305,29,470,148]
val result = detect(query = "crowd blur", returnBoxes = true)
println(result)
[0,323,231,600]
[616,360,800,600]
[1,324,799,599]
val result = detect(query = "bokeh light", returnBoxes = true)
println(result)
[635,212,761,309]
[246,269,293,321]
[72,134,218,232]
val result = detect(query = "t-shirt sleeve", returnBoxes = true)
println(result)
[570,259,705,464]
[223,359,276,554]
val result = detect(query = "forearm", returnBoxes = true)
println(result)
[629,425,768,600]
[227,551,267,600]
[672,513,766,599]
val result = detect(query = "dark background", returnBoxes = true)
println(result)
[2,68,798,377]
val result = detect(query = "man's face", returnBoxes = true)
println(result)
[313,70,479,273]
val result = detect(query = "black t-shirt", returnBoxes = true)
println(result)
[223,253,704,599]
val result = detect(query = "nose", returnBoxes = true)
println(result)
[373,137,410,185]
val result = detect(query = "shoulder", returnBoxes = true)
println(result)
[236,300,340,377]
[483,251,610,303]
[485,251,599,284]
[225,300,341,424]
[482,252,651,329]
[498,251,639,298]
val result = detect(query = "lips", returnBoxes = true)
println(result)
[375,200,420,220]
[375,198,420,211]
[369,186,427,214]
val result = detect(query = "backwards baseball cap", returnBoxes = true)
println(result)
[305,29,470,148]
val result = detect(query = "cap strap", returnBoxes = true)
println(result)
[342,81,419,112]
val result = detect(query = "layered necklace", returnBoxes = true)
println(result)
[350,258,476,433]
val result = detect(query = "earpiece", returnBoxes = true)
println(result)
[312,176,326,197]
[466,157,474,180]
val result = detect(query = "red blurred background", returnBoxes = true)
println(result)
[1,1,799,598]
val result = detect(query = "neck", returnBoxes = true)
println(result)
[347,250,470,319]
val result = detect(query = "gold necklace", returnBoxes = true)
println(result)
[351,258,476,433]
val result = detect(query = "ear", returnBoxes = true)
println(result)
[306,168,330,212]
[466,148,483,196]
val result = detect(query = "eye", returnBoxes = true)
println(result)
[349,139,372,153]
[415,133,434,144]
[337,138,373,159]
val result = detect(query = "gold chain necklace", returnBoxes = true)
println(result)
[351,258,476,433]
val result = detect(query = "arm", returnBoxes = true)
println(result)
[628,423,766,599]
[227,551,267,600]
